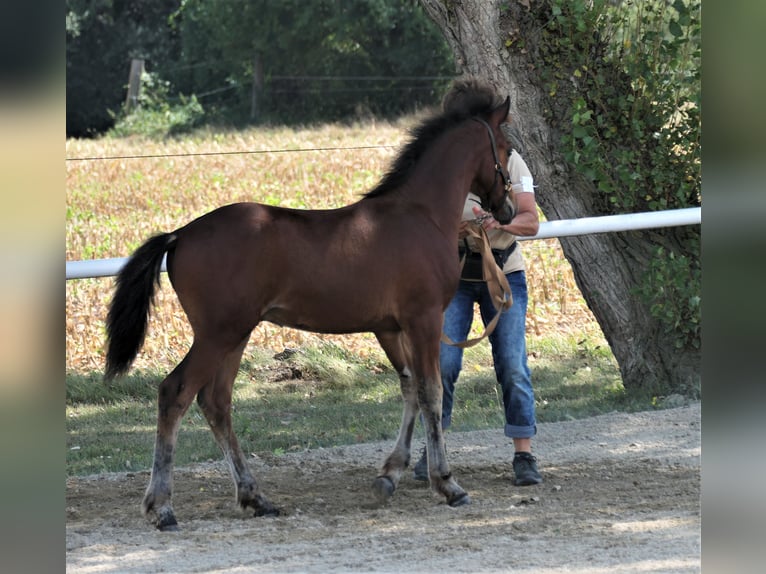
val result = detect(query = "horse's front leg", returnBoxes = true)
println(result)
[374,323,470,507]
[409,320,470,507]
[371,331,419,503]
[418,374,470,507]
[371,368,419,502]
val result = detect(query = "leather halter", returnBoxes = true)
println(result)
[472,117,513,197]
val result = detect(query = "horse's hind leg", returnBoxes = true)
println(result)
[371,331,419,503]
[196,337,279,518]
[142,340,231,531]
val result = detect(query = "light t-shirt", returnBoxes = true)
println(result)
[461,150,535,274]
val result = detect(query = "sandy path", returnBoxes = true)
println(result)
[66,402,700,573]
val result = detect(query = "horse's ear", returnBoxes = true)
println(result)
[491,96,511,126]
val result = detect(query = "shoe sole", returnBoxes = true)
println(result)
[514,477,543,486]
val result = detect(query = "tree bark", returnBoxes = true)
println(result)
[420,0,700,396]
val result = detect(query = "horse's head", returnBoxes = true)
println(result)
[473,96,514,224]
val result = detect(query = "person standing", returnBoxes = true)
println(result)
[413,83,542,486]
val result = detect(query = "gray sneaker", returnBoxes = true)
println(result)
[412,447,428,481]
[513,452,542,486]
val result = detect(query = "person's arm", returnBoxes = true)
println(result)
[472,149,540,236]
[471,191,539,236]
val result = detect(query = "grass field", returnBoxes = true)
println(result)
[65,119,640,477]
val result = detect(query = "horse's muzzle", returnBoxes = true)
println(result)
[492,202,513,225]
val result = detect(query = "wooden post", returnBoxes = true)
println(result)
[250,52,263,120]
[125,58,145,112]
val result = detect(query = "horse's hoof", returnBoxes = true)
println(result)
[253,506,280,518]
[447,492,471,507]
[245,494,281,517]
[372,475,396,504]
[152,507,179,531]
[156,514,180,532]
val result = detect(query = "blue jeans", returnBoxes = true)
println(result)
[440,271,537,439]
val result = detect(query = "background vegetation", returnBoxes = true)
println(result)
[66,0,455,136]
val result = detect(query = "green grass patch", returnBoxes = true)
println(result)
[66,334,656,477]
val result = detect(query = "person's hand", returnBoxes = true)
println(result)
[472,206,502,231]
[458,220,471,239]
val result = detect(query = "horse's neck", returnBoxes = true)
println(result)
[406,136,478,235]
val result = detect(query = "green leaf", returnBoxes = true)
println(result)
[573,125,588,138]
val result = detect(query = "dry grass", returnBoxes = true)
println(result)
[65,119,600,374]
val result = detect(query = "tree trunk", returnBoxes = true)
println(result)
[420,0,700,396]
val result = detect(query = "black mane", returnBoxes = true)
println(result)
[365,81,502,199]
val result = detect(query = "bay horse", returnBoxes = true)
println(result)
[105,83,513,531]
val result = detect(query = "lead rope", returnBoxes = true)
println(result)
[441,222,513,349]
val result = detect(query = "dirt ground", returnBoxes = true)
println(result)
[66,402,700,573]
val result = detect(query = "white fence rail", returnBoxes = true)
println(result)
[65,207,701,280]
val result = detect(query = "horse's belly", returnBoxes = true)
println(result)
[261,301,397,334]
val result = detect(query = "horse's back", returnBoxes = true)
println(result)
[165,199,457,337]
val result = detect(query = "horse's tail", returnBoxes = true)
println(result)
[105,232,177,381]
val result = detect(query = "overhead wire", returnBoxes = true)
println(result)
[66,144,397,162]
